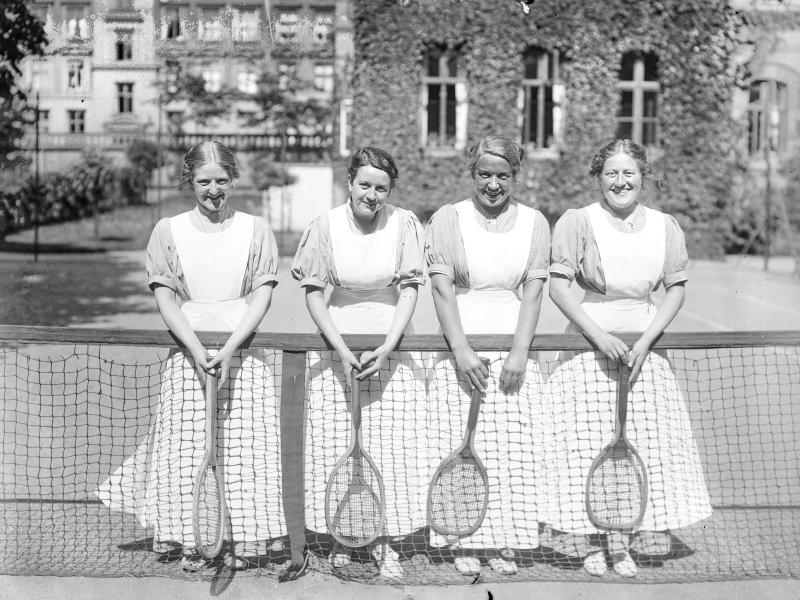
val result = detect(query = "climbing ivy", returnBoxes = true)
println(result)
[349,0,749,258]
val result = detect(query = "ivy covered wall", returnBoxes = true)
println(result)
[349,0,744,258]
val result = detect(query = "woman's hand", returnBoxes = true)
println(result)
[453,346,490,393]
[499,347,528,394]
[207,347,235,387]
[358,344,392,380]
[337,348,362,380]
[590,331,630,364]
[627,336,652,383]
[187,345,212,387]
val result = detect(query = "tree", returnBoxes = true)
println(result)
[0,0,48,169]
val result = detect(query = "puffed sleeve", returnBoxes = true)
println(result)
[291,214,331,289]
[145,218,182,294]
[549,208,585,281]
[244,217,279,294]
[395,208,426,287]
[523,209,551,283]
[662,214,689,288]
[425,203,472,288]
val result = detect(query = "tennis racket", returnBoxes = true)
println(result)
[193,369,227,559]
[585,362,648,531]
[325,370,386,547]
[427,387,490,538]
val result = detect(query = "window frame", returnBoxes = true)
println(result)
[616,52,661,147]
[420,43,468,152]
[68,109,86,133]
[115,29,133,61]
[747,78,789,156]
[519,46,561,152]
[117,82,134,114]
[66,59,85,91]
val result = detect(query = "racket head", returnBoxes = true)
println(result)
[325,452,386,547]
[193,463,227,559]
[585,442,648,530]
[427,451,490,537]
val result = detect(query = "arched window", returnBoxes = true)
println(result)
[617,52,660,146]
[748,79,788,155]
[420,43,468,150]
[520,46,559,149]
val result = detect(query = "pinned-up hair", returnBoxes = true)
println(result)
[347,146,399,188]
[179,141,240,188]
[465,135,526,179]
[589,139,663,189]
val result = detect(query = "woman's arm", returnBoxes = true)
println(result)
[358,284,418,379]
[305,286,361,377]
[431,273,489,392]
[208,283,275,386]
[628,282,685,381]
[153,285,210,384]
[549,274,629,363]
[499,278,544,393]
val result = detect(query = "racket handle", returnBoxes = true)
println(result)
[350,369,361,433]
[205,370,218,448]
[616,362,630,429]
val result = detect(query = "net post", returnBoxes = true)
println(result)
[280,349,307,568]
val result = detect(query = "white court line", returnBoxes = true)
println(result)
[678,307,733,331]
[699,282,800,318]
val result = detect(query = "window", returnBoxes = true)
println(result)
[37,109,50,134]
[278,62,296,91]
[312,9,334,44]
[117,82,133,113]
[275,10,299,43]
[162,6,181,39]
[68,109,85,133]
[115,30,133,61]
[199,6,224,41]
[421,43,467,150]
[521,47,559,149]
[616,52,660,146]
[313,63,334,94]
[233,7,259,42]
[237,71,257,94]
[64,3,90,38]
[748,79,788,155]
[202,69,222,93]
[67,60,84,90]
[166,110,184,130]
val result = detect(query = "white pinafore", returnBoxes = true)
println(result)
[545,202,712,534]
[96,210,286,555]
[428,199,544,550]
[304,204,428,538]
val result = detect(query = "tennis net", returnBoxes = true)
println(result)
[1,325,798,583]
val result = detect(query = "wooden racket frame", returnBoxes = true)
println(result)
[324,370,386,547]
[192,370,227,559]
[427,387,490,538]
[585,362,648,531]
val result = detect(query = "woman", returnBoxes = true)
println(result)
[96,141,285,571]
[291,146,426,580]
[546,139,712,577]
[425,135,549,576]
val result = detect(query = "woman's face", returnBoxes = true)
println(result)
[600,152,643,214]
[348,165,392,221]
[472,153,515,211]
[192,162,232,213]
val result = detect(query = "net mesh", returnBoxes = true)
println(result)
[1,332,799,584]
[326,455,384,547]
[586,446,648,529]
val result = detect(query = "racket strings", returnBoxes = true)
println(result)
[327,455,383,546]
[195,466,224,557]
[429,457,488,535]
[587,449,647,528]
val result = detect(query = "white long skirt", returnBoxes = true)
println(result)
[427,352,544,550]
[304,351,429,539]
[543,351,713,534]
[95,349,286,555]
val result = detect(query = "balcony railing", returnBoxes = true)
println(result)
[19,131,334,158]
